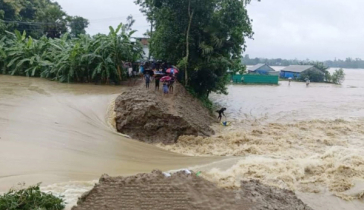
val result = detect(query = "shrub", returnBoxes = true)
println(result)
[0,183,65,210]
[332,68,345,84]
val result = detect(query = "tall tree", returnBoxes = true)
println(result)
[36,2,68,38]
[136,0,253,97]
[68,16,89,37]
[0,0,89,39]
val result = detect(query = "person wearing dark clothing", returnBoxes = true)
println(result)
[216,108,227,122]
[155,77,160,90]
[161,63,167,74]
[169,75,175,94]
[145,73,151,89]
[151,62,156,70]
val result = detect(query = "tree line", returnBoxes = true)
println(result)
[1,0,256,100]
[242,55,364,69]
[0,0,89,38]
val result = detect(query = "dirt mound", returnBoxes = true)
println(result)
[241,180,312,210]
[114,83,215,144]
[71,170,312,210]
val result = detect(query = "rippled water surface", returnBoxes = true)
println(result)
[1,68,364,210]
[211,68,364,122]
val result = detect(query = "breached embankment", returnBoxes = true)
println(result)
[114,83,215,144]
[72,170,312,210]
[71,83,315,210]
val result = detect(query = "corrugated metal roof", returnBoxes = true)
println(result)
[282,65,313,73]
[248,64,267,71]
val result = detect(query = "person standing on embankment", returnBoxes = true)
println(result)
[145,73,151,89]
[155,77,160,91]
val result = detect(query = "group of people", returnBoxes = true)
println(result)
[140,61,177,96]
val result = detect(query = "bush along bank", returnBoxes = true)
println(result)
[0,184,65,210]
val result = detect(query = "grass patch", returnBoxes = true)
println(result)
[0,183,65,210]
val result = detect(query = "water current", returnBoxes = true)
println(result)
[1,68,364,209]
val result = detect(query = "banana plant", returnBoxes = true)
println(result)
[6,30,52,77]
[0,22,143,84]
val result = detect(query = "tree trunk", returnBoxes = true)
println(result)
[117,65,122,81]
[185,0,194,87]
[148,21,153,61]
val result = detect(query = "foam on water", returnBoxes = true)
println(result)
[158,119,364,202]
[41,181,97,210]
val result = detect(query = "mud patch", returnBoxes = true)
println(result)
[114,84,215,144]
[72,170,312,210]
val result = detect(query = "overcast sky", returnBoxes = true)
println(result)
[55,0,364,61]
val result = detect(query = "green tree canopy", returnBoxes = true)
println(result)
[0,0,89,38]
[136,0,254,97]
[68,16,89,38]
[332,68,345,84]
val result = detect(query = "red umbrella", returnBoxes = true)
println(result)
[166,68,179,74]
[160,76,172,82]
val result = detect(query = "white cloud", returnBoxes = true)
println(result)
[245,0,364,60]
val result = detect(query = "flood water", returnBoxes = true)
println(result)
[0,75,221,207]
[211,68,364,122]
[1,68,364,210]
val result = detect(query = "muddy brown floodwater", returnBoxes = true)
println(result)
[0,75,223,208]
[1,68,364,210]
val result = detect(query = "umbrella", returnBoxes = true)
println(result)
[166,68,179,74]
[160,76,172,82]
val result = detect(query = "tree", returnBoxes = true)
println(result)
[298,61,330,82]
[0,0,89,39]
[135,0,253,97]
[299,69,324,82]
[68,16,89,37]
[331,68,345,84]
[134,0,155,59]
[36,3,68,38]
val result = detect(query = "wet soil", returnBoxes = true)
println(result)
[115,82,215,144]
[72,170,313,210]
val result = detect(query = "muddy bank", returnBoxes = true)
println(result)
[114,83,215,144]
[72,170,312,210]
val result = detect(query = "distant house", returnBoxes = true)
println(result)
[248,64,277,75]
[280,65,320,79]
[134,37,150,60]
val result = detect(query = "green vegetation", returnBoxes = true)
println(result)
[298,62,328,82]
[242,54,364,69]
[0,21,143,83]
[0,0,88,38]
[295,62,345,84]
[135,0,254,97]
[0,184,65,210]
[331,68,345,84]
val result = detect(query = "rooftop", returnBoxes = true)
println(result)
[282,65,314,73]
[248,64,266,71]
